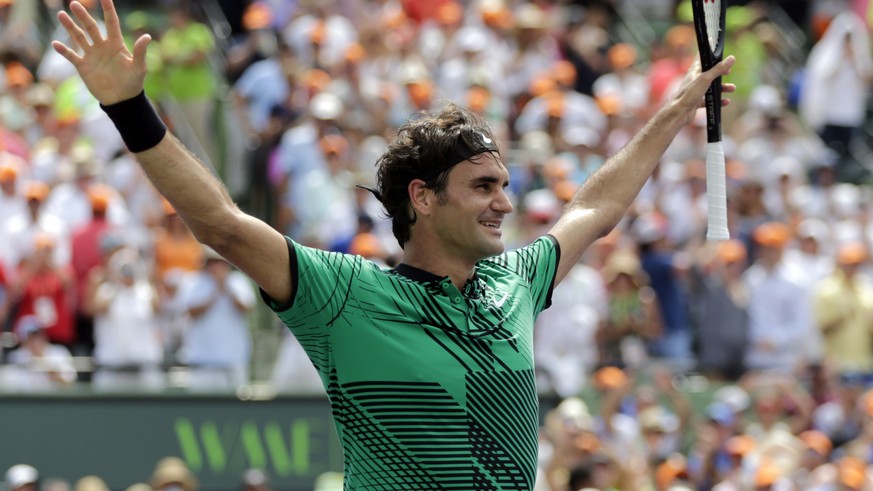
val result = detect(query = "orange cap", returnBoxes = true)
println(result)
[349,233,382,258]
[838,456,866,489]
[467,86,491,113]
[242,2,272,31]
[6,62,33,88]
[481,5,513,30]
[88,185,112,213]
[655,458,688,490]
[381,10,407,29]
[309,21,326,45]
[608,43,637,70]
[837,242,868,265]
[725,435,756,456]
[436,2,463,26]
[25,182,50,202]
[553,60,576,87]
[595,95,621,116]
[726,159,748,180]
[592,366,627,390]
[344,43,366,64]
[553,180,577,202]
[755,461,781,487]
[407,81,433,107]
[545,92,565,118]
[665,25,695,49]
[717,240,746,264]
[319,134,348,156]
[529,75,556,98]
[799,430,832,456]
[0,164,16,182]
[753,222,791,248]
[303,69,331,93]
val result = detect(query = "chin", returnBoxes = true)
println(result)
[480,239,505,258]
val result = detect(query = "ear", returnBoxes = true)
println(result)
[408,179,434,216]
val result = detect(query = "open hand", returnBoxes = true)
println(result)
[52,0,151,105]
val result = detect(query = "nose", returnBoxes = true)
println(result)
[493,188,514,214]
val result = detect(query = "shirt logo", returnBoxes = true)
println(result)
[493,293,509,309]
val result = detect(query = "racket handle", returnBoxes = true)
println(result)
[706,141,730,241]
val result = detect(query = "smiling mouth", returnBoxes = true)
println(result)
[480,220,502,231]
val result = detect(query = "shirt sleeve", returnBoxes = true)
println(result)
[260,237,361,333]
[487,235,560,314]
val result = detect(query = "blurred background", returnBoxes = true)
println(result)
[4,0,873,489]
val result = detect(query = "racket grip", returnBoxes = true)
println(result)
[706,142,730,241]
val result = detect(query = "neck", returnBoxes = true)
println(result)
[401,241,476,288]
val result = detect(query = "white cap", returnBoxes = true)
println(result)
[310,92,343,120]
[713,385,750,413]
[561,125,600,148]
[796,218,830,242]
[5,464,38,489]
[749,84,782,115]
[631,212,667,244]
[455,26,488,53]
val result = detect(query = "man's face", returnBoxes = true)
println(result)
[428,154,513,263]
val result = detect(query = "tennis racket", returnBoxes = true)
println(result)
[692,0,729,241]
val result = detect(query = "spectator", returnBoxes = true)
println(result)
[274,91,345,242]
[10,233,74,348]
[813,241,873,379]
[3,464,38,491]
[592,43,648,119]
[90,247,163,391]
[632,211,693,364]
[159,5,218,165]
[5,315,76,390]
[177,247,255,390]
[744,222,816,373]
[150,457,196,491]
[69,184,115,356]
[240,468,272,491]
[800,10,873,177]
[43,147,130,231]
[152,200,204,280]
[0,163,25,229]
[1,181,69,277]
[72,476,108,491]
[784,218,834,290]
[597,249,660,369]
[687,239,750,381]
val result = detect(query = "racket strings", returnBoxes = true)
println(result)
[703,1,723,52]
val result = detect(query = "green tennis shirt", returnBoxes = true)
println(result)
[263,235,560,490]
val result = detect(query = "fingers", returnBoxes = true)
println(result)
[709,56,735,79]
[100,0,123,41]
[57,10,91,52]
[70,1,103,45]
[132,34,152,72]
[51,40,82,66]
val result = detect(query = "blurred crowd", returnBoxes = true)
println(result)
[3,459,293,491]
[4,0,873,488]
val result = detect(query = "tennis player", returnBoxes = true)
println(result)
[53,1,734,488]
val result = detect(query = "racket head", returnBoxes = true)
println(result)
[691,0,727,70]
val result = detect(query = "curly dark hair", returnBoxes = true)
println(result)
[375,103,499,248]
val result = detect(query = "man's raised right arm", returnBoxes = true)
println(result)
[53,0,292,304]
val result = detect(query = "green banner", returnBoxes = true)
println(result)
[0,393,342,491]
